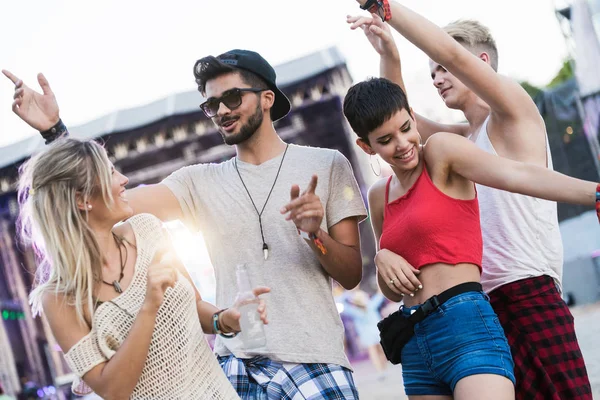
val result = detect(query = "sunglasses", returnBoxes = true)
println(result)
[199,88,266,118]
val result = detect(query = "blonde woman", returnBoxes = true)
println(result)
[18,138,269,399]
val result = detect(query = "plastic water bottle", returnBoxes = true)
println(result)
[235,264,266,348]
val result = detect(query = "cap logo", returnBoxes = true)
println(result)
[220,59,238,66]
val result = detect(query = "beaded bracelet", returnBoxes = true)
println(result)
[298,229,328,255]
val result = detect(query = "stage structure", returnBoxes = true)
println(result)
[527,0,600,222]
[554,0,600,177]
[543,0,600,306]
[0,47,378,394]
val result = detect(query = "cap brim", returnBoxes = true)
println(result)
[270,86,291,122]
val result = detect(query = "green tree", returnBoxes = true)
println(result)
[519,59,575,100]
[547,59,574,88]
[520,81,542,99]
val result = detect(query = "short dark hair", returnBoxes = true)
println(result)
[194,56,269,95]
[343,77,412,143]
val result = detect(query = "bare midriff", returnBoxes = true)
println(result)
[402,263,481,307]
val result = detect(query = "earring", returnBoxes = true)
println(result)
[370,154,381,176]
[417,132,424,150]
[87,204,92,210]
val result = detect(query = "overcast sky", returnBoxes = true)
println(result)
[0,0,569,148]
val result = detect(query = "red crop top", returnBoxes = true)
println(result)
[379,165,483,271]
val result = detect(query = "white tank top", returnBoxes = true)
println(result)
[474,118,564,293]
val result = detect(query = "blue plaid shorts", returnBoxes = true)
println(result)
[217,355,359,399]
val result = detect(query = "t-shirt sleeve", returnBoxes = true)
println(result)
[326,151,368,228]
[161,165,204,231]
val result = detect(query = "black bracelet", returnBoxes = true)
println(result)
[212,309,238,338]
[40,118,68,144]
[360,0,378,11]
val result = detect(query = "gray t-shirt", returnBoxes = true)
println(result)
[162,144,367,369]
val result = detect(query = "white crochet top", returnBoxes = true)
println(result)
[63,213,239,399]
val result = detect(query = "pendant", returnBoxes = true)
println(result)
[112,280,123,294]
[263,243,269,260]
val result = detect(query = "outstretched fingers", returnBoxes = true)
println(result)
[37,73,53,96]
[2,69,20,85]
[346,14,374,30]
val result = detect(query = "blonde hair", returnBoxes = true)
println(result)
[18,138,115,323]
[443,19,499,71]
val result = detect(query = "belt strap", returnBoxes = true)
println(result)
[408,282,482,324]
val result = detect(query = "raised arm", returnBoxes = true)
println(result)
[2,70,187,222]
[427,132,599,209]
[378,1,539,122]
[2,70,62,134]
[346,13,406,94]
[345,14,469,140]
[125,184,184,222]
[281,174,363,289]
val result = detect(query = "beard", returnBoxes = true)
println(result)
[219,102,264,146]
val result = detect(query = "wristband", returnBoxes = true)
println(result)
[360,0,391,22]
[40,118,68,144]
[298,229,328,255]
[360,0,378,12]
[212,309,238,338]
[381,0,391,22]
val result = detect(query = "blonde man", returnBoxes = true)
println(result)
[347,2,593,399]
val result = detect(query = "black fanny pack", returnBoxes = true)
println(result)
[377,282,483,365]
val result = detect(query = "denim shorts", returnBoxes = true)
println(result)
[400,291,516,396]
